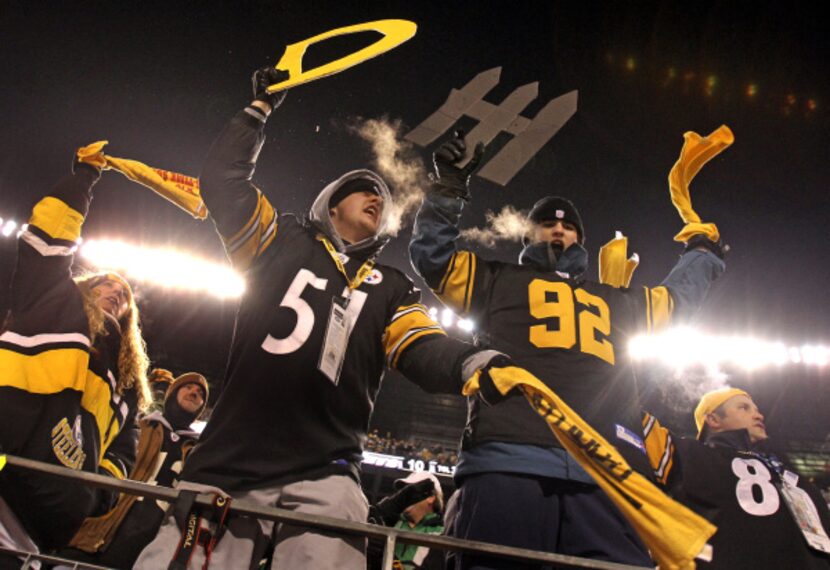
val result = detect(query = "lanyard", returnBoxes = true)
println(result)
[318,236,375,291]
[744,450,786,477]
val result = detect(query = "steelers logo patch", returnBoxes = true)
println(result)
[364,269,383,285]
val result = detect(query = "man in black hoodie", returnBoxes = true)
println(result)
[135,68,523,570]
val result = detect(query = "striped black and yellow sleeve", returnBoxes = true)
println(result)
[221,189,278,271]
[99,458,126,479]
[433,251,479,316]
[384,303,447,370]
[22,166,97,259]
[644,286,674,333]
[642,412,676,486]
[0,331,91,394]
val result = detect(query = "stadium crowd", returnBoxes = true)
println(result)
[0,66,828,570]
[365,430,459,467]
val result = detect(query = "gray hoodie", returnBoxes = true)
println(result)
[308,169,393,255]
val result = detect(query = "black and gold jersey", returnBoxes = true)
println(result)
[0,166,135,547]
[434,252,672,455]
[0,166,134,471]
[183,109,475,491]
[643,418,830,569]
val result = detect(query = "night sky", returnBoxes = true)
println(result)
[1,2,827,444]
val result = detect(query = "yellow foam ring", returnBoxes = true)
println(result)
[266,19,417,93]
[599,233,639,288]
[0,455,5,471]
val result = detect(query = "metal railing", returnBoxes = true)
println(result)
[0,454,650,570]
[0,546,112,569]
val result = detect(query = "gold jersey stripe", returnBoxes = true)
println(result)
[98,457,126,480]
[29,197,85,242]
[388,327,446,369]
[81,370,123,454]
[647,286,674,332]
[0,347,121,456]
[435,251,476,316]
[384,305,446,367]
[226,192,278,271]
[226,191,264,250]
[0,347,89,393]
[642,412,675,485]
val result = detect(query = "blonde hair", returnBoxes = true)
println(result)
[74,272,152,412]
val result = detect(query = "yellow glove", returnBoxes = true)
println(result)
[598,232,639,288]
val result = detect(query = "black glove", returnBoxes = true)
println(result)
[251,66,290,110]
[368,478,435,526]
[683,234,728,259]
[476,354,520,406]
[430,131,485,201]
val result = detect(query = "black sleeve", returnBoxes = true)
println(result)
[384,274,478,395]
[11,164,99,333]
[397,334,478,394]
[199,107,279,271]
[200,108,268,238]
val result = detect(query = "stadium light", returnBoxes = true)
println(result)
[629,327,829,370]
[79,238,245,298]
[441,307,454,328]
[457,318,475,332]
[427,306,475,332]
[2,220,17,237]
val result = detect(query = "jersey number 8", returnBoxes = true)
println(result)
[732,458,780,516]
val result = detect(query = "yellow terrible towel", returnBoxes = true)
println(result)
[669,126,733,243]
[464,367,716,570]
[77,141,206,220]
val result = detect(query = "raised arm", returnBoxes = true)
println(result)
[409,135,493,318]
[657,125,730,323]
[199,67,288,271]
[11,161,99,330]
[659,246,726,322]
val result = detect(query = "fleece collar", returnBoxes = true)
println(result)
[308,169,392,256]
[518,241,588,277]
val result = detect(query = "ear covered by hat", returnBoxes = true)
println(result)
[694,387,749,439]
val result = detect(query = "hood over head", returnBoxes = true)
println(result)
[308,169,393,255]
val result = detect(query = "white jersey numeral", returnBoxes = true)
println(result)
[261,269,368,356]
[732,457,780,516]
[262,269,328,354]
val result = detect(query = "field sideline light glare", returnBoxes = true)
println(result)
[428,306,475,332]
[80,238,245,299]
[629,327,828,370]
